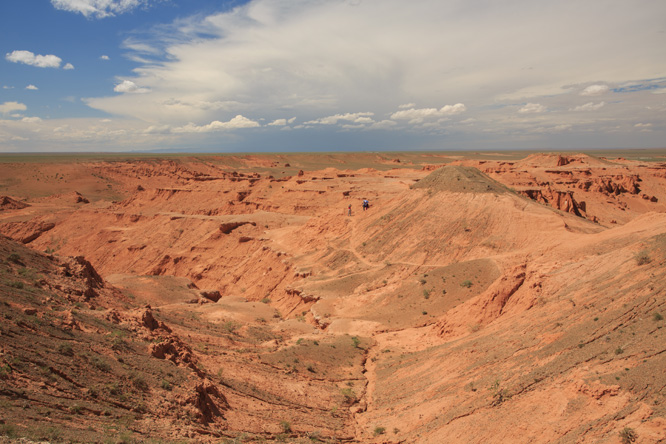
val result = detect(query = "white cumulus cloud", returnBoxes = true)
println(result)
[368,120,397,130]
[26,85,38,90]
[114,80,150,94]
[21,117,43,123]
[0,102,27,114]
[63,63,75,70]
[581,84,610,96]
[51,0,148,19]
[518,103,546,114]
[390,104,466,124]
[74,0,666,150]
[143,125,171,134]
[572,101,606,111]
[173,115,260,133]
[100,55,110,60]
[5,50,62,68]
[268,118,296,126]
[305,112,375,125]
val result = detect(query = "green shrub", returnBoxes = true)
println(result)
[351,336,361,348]
[107,382,122,396]
[619,427,637,444]
[653,312,664,321]
[36,426,62,441]
[111,337,127,351]
[57,343,74,356]
[131,374,148,391]
[489,380,511,405]
[0,423,17,438]
[340,387,356,404]
[90,356,111,372]
[116,431,139,444]
[635,251,652,266]
[279,420,292,433]
[0,364,12,379]
[7,253,21,263]
[222,321,238,334]
[461,280,473,288]
[374,426,386,436]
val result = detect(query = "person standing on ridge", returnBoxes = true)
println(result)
[362,198,369,211]
[348,204,352,216]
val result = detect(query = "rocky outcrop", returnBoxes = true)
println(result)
[73,191,90,204]
[551,190,582,216]
[141,307,161,330]
[518,188,584,217]
[149,334,204,376]
[58,256,104,298]
[577,175,641,195]
[556,155,571,166]
[0,220,56,244]
[200,289,222,302]
[186,380,229,423]
[0,196,30,211]
[435,264,527,338]
[518,189,549,205]
[286,287,320,303]
[641,194,658,202]
[219,221,256,234]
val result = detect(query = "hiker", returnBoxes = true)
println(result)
[362,199,369,211]
[348,204,352,216]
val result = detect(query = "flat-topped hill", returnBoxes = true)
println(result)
[412,165,513,194]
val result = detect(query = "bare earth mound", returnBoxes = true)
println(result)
[0,151,664,443]
[412,165,512,194]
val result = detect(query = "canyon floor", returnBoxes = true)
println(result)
[0,150,665,443]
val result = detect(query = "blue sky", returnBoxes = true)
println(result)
[1,0,665,153]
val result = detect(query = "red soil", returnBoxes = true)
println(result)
[0,151,664,443]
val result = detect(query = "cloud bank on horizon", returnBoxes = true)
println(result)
[0,0,665,152]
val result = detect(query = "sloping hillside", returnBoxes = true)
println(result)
[0,153,664,443]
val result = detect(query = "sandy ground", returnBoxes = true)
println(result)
[0,151,665,443]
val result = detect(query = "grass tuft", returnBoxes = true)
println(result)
[635,250,652,265]
[619,427,637,444]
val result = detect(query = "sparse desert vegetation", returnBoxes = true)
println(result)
[0,151,665,443]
